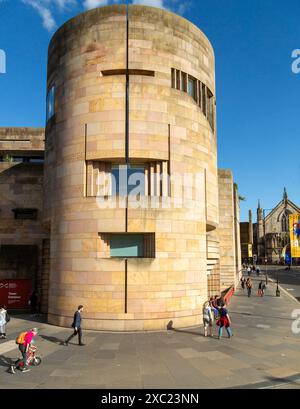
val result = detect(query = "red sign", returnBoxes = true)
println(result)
[0,279,32,309]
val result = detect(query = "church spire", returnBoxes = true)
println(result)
[258,199,261,209]
[283,187,288,202]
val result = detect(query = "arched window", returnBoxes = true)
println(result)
[281,211,291,232]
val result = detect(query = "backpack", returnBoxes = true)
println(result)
[15,331,27,345]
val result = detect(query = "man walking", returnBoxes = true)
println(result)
[10,328,38,373]
[64,305,85,346]
[246,278,252,297]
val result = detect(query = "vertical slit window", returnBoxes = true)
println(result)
[176,70,181,90]
[46,86,55,123]
[202,83,207,116]
[171,68,176,88]
[181,72,187,92]
[188,76,197,102]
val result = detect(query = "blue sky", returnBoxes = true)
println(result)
[0,0,299,221]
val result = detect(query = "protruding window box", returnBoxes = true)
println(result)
[98,233,155,259]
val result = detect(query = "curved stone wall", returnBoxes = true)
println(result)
[44,5,218,330]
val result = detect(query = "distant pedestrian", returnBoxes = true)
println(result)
[203,301,214,337]
[217,305,233,339]
[29,291,38,314]
[256,266,260,276]
[0,305,9,339]
[261,282,266,297]
[10,328,38,373]
[64,305,85,346]
[258,281,262,297]
[240,277,246,290]
[247,266,251,277]
[246,279,252,297]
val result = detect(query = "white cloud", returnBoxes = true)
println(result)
[19,0,186,32]
[83,0,108,10]
[54,0,77,10]
[132,0,164,8]
[21,0,56,31]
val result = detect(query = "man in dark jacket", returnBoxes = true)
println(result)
[64,305,85,346]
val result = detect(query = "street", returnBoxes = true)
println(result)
[1,277,300,389]
[259,265,300,303]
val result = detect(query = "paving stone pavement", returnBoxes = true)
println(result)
[1,277,300,389]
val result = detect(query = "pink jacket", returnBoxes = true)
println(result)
[24,331,34,348]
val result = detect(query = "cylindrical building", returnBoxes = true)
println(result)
[44,5,218,331]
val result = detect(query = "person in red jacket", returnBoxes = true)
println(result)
[217,306,233,339]
[10,328,38,373]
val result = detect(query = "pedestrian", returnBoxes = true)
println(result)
[252,265,256,274]
[29,291,38,314]
[211,296,219,319]
[64,305,85,346]
[10,328,38,373]
[261,282,266,297]
[0,305,10,339]
[240,277,245,290]
[258,281,262,297]
[247,266,251,277]
[216,305,233,339]
[216,295,225,308]
[203,301,214,337]
[256,266,260,276]
[246,278,252,297]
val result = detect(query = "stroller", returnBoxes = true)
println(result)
[17,344,42,370]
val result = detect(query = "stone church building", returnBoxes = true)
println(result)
[253,189,300,264]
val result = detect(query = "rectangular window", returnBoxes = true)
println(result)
[46,86,55,123]
[176,70,181,90]
[98,233,155,259]
[181,72,187,92]
[111,164,145,197]
[198,81,202,109]
[110,234,144,257]
[12,208,38,220]
[188,76,197,102]
[171,68,176,88]
[202,83,207,116]
[86,161,169,198]
[207,88,215,131]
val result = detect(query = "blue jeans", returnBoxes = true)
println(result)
[218,325,232,338]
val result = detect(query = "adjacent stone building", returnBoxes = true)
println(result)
[253,189,300,264]
[0,128,49,311]
[240,210,254,264]
[0,5,241,330]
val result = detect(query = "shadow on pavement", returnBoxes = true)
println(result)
[0,354,16,368]
[167,328,207,337]
[39,334,63,345]
[9,314,47,324]
[263,375,300,388]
